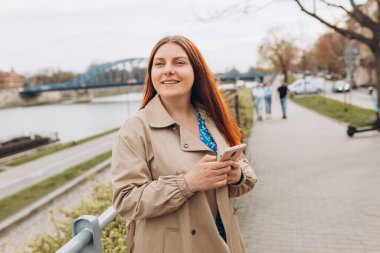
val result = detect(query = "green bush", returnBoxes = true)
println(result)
[28,184,127,253]
[221,88,254,141]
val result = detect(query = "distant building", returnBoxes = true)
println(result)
[0,69,24,89]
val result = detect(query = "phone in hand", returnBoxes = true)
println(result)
[218,144,246,162]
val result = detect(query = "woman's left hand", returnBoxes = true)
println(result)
[227,161,242,184]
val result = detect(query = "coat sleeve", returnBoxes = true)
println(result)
[111,117,194,220]
[228,155,257,198]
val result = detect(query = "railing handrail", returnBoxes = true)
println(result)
[56,206,118,253]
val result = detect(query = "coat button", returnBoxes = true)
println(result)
[183,143,189,148]
[191,229,196,235]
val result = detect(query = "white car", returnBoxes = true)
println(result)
[288,77,324,95]
[332,80,350,93]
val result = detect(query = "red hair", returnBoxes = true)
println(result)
[140,35,241,146]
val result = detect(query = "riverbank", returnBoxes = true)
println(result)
[0,89,63,109]
[0,85,144,109]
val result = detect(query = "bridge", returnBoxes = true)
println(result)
[19,58,148,98]
[19,57,263,98]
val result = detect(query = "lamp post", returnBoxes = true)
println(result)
[343,41,359,112]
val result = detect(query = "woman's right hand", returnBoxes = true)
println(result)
[184,154,233,192]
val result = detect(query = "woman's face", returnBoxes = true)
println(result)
[151,43,195,101]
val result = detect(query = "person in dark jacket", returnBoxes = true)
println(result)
[277,79,289,119]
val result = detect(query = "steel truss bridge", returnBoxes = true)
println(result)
[19,57,263,98]
[20,58,148,98]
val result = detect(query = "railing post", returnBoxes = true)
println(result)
[72,215,102,253]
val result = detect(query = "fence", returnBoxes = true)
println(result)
[56,206,118,253]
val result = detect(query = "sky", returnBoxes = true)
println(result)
[0,0,361,75]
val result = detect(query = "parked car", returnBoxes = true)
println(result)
[332,80,350,93]
[288,77,324,95]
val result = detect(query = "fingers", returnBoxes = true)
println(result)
[214,173,227,182]
[213,166,231,176]
[200,154,216,163]
[231,161,239,169]
[210,160,234,170]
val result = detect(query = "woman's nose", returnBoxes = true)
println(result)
[164,64,174,75]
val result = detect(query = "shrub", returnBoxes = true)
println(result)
[28,184,127,253]
[221,88,254,141]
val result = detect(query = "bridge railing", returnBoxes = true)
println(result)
[56,206,118,253]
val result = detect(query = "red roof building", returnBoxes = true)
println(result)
[0,69,24,89]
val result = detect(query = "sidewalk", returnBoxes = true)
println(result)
[236,98,380,253]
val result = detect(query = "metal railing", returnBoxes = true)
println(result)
[56,206,118,253]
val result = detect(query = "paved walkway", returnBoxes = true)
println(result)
[0,133,115,199]
[236,98,380,253]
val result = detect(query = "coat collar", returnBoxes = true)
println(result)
[145,94,176,128]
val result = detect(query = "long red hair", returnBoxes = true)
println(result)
[140,35,241,146]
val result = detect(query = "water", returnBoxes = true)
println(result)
[0,93,143,143]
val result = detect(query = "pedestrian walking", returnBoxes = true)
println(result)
[277,79,289,119]
[263,80,273,119]
[111,35,257,253]
[252,82,265,121]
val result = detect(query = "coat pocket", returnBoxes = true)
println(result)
[163,228,180,253]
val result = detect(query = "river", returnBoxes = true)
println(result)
[0,93,143,143]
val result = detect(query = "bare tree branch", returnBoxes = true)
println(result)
[319,0,377,34]
[194,0,276,22]
[320,0,349,13]
[293,0,372,46]
[348,0,379,32]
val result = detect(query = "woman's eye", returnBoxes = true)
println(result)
[154,62,163,66]
[176,61,185,65]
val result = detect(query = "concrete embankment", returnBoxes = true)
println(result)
[0,89,63,109]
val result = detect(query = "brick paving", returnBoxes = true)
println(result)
[236,98,380,253]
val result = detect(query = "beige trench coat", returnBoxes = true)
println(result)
[111,94,257,253]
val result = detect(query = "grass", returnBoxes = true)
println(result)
[0,150,112,222]
[292,95,376,127]
[5,127,118,167]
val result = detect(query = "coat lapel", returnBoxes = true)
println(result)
[199,110,235,247]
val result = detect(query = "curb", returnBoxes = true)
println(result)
[0,158,111,234]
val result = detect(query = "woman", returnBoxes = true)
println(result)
[111,35,257,253]
[263,81,273,119]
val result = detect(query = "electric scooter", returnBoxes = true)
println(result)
[347,87,380,137]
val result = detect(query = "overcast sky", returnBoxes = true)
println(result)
[0,0,361,75]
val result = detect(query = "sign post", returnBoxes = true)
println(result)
[343,41,359,111]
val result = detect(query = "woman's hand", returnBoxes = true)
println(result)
[184,155,234,192]
[227,161,242,184]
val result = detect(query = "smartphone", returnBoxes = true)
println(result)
[218,144,246,162]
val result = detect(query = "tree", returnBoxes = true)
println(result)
[258,29,299,82]
[26,68,77,85]
[293,0,380,109]
[314,32,348,74]
[297,49,315,74]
